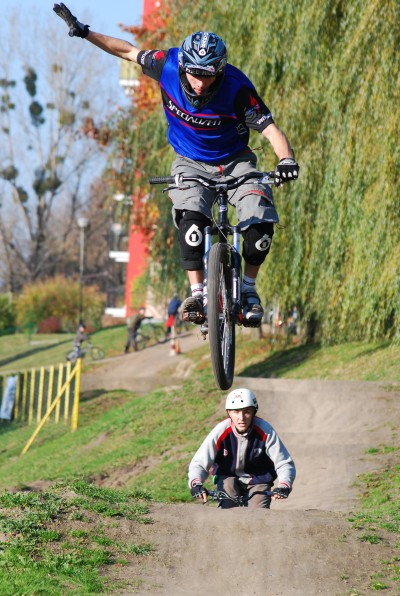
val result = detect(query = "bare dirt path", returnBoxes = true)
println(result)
[83,333,400,595]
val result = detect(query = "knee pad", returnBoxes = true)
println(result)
[178,210,211,270]
[242,223,274,266]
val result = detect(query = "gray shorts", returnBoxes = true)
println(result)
[169,150,279,230]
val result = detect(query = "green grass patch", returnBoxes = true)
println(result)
[234,334,400,382]
[0,326,127,374]
[0,480,154,595]
[348,461,400,590]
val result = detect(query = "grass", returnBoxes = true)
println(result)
[0,329,399,592]
[0,325,128,374]
[234,331,400,382]
[0,479,153,595]
[347,456,400,591]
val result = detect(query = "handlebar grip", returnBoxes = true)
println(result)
[149,176,175,185]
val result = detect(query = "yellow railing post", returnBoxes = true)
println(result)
[55,363,63,423]
[14,374,21,421]
[71,358,82,431]
[28,369,36,424]
[21,370,28,423]
[47,366,54,422]
[64,361,71,421]
[37,367,45,423]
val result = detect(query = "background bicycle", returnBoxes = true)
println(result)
[174,314,190,335]
[66,341,104,364]
[150,171,277,389]
[135,321,168,351]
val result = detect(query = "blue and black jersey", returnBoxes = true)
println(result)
[138,48,274,162]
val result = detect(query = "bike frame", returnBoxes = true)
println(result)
[201,183,242,337]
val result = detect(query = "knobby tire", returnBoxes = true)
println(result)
[135,333,147,351]
[207,243,235,390]
[152,326,166,344]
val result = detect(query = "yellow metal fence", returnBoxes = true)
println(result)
[0,360,82,454]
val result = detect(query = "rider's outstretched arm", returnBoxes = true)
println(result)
[86,31,140,63]
[53,3,141,63]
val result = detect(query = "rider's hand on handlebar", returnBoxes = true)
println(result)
[53,3,90,38]
[190,483,208,500]
[275,158,299,186]
[271,486,290,500]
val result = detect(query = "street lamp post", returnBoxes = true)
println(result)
[77,216,89,324]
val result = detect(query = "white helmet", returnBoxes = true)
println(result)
[225,388,258,412]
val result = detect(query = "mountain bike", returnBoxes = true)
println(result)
[149,170,276,389]
[66,341,105,364]
[135,321,168,351]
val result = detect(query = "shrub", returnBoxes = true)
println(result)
[0,293,16,333]
[37,316,63,334]
[16,276,105,332]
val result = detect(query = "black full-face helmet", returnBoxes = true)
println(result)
[178,31,227,107]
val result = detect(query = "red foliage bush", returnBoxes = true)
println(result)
[37,316,62,334]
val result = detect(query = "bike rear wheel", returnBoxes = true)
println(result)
[207,243,235,390]
[89,346,105,360]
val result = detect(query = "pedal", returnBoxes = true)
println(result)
[242,319,262,329]
[200,323,208,339]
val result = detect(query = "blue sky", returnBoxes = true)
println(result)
[2,1,146,105]
[2,0,144,40]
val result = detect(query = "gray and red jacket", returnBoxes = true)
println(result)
[188,416,295,490]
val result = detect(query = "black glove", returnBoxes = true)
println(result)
[275,158,299,186]
[272,486,290,499]
[53,3,90,38]
[190,483,207,499]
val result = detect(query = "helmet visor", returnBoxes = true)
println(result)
[184,65,218,77]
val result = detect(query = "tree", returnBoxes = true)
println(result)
[0,7,125,292]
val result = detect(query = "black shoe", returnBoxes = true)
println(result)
[242,291,264,327]
[182,296,204,324]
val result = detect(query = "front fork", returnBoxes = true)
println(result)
[200,226,242,338]
[200,226,212,338]
[232,226,242,324]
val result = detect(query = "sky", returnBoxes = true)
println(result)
[2,0,146,105]
[2,0,144,40]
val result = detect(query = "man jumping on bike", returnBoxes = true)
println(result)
[188,388,296,508]
[53,4,299,327]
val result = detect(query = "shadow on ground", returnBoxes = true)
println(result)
[239,342,321,378]
[0,338,71,368]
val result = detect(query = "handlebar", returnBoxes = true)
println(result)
[206,488,274,505]
[149,171,277,190]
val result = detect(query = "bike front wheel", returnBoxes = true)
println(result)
[134,333,147,351]
[207,243,235,390]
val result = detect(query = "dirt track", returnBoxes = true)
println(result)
[83,333,400,595]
